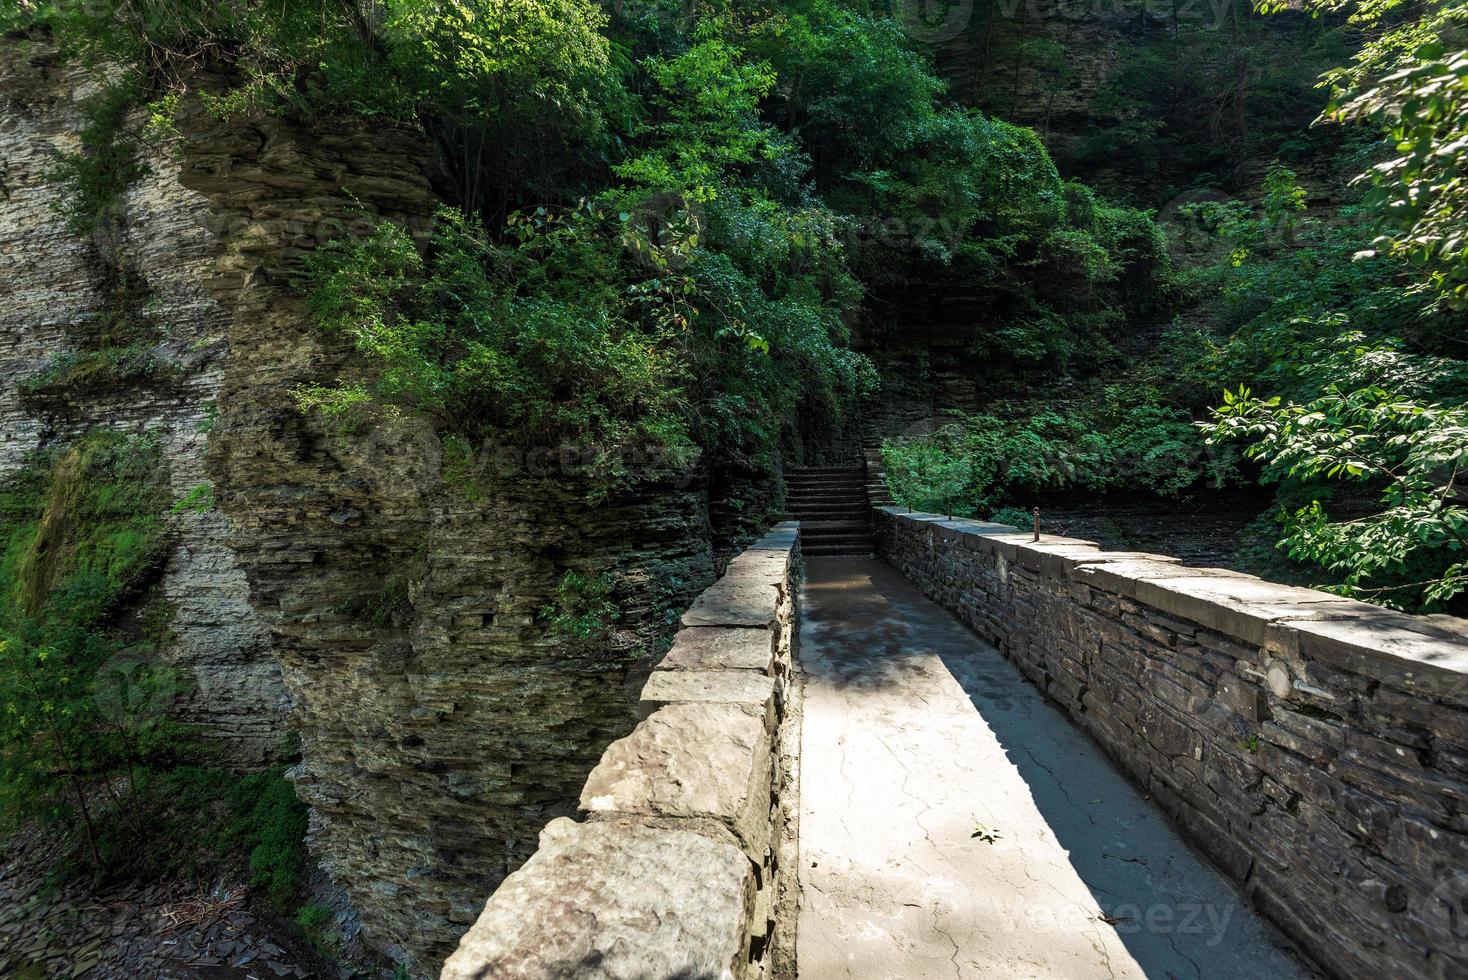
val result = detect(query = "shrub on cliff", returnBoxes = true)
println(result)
[0,434,311,896]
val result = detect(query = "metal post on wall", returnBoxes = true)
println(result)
[1032,507,1041,543]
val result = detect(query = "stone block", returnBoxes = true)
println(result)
[581,702,773,860]
[1012,542,1104,575]
[1135,574,1365,647]
[1215,672,1271,723]
[964,531,1099,563]
[1070,558,1227,598]
[639,669,777,725]
[682,578,782,628]
[660,626,777,673]
[440,818,754,980]
[1279,613,1468,699]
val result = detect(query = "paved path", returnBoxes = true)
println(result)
[795,558,1315,979]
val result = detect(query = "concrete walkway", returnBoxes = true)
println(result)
[795,558,1315,979]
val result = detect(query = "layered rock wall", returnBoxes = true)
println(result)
[0,37,284,765]
[876,507,1468,980]
[442,523,801,980]
[174,103,723,971]
[3,34,728,973]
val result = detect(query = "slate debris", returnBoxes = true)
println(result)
[1,823,330,980]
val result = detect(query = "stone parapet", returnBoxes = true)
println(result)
[441,522,801,980]
[874,507,1468,980]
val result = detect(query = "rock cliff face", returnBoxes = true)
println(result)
[176,106,720,968]
[0,37,285,766]
[2,34,728,975]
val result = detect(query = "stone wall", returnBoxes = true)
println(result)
[441,522,801,980]
[875,508,1468,980]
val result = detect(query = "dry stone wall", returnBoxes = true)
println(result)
[875,507,1468,980]
[441,522,801,980]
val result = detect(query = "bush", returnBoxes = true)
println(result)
[988,506,1034,530]
[540,571,619,642]
[880,388,1233,515]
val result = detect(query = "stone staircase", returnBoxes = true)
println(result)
[785,467,873,557]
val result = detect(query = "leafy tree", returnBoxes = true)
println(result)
[381,0,618,215]
[1261,0,1468,305]
[1207,363,1468,610]
[880,389,1232,516]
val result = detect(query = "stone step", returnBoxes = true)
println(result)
[799,520,871,532]
[801,535,875,549]
[803,543,873,556]
[803,528,874,539]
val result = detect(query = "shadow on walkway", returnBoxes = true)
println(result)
[796,557,1315,979]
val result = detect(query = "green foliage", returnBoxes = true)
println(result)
[296,902,333,930]
[295,901,342,956]
[382,0,617,212]
[987,506,1034,529]
[32,0,1169,508]
[745,0,1169,367]
[0,433,173,857]
[1206,360,1468,611]
[881,387,1233,516]
[43,75,148,236]
[0,434,308,899]
[1176,163,1468,609]
[21,345,180,403]
[337,575,415,629]
[1263,0,1468,305]
[540,570,619,641]
[1073,4,1344,198]
[171,484,215,515]
[234,768,310,908]
[616,30,781,194]
[298,205,700,494]
[14,0,620,218]
[85,766,309,908]
[1262,165,1308,236]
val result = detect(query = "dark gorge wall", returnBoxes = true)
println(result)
[3,34,727,975]
[178,88,722,972]
[0,39,286,766]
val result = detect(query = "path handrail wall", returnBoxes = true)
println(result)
[441,522,801,980]
[874,507,1468,980]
